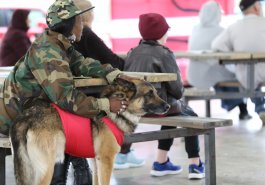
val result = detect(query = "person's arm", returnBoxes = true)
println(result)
[211,28,236,73]
[29,52,120,118]
[75,27,125,70]
[160,52,184,99]
[211,29,233,52]
[69,48,121,84]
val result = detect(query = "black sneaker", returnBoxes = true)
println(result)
[239,112,252,120]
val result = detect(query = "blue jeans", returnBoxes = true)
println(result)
[214,86,244,111]
[251,87,265,114]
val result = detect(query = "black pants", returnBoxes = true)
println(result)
[157,109,200,159]
[158,125,200,158]
[50,154,92,185]
[120,113,200,159]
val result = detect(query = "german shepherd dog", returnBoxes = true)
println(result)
[10,78,170,185]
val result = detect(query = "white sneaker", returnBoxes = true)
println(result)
[114,150,145,170]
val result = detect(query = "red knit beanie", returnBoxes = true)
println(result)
[139,13,170,40]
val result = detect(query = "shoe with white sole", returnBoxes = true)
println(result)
[188,161,205,180]
[150,158,182,177]
[114,150,145,170]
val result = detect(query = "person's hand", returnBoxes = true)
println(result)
[109,97,128,114]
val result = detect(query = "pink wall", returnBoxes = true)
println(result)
[110,0,235,53]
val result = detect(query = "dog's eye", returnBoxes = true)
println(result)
[146,90,154,97]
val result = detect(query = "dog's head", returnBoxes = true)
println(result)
[100,77,170,133]
[101,77,170,116]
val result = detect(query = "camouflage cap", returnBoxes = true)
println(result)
[46,0,94,28]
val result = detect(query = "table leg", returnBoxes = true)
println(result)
[0,148,11,185]
[246,63,255,91]
[206,100,211,117]
[204,129,216,185]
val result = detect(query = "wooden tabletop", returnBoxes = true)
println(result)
[250,52,265,59]
[175,51,252,60]
[74,72,177,87]
[0,67,177,87]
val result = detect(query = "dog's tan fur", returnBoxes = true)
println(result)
[10,78,170,185]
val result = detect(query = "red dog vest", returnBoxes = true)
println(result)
[52,104,124,158]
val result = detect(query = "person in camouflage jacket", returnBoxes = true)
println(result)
[0,0,129,184]
[0,0,125,136]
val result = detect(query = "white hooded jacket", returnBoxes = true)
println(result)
[187,0,236,89]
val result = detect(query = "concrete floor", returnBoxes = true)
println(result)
[6,99,265,185]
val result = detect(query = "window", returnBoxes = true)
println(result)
[0,9,45,28]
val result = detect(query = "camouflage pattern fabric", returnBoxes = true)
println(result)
[0,29,120,135]
[0,85,12,135]
[46,0,83,28]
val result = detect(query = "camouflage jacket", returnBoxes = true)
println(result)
[0,29,120,135]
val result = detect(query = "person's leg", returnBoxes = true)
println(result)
[114,142,145,169]
[50,155,92,185]
[251,87,265,123]
[155,126,174,163]
[50,154,70,185]
[251,87,265,113]
[119,143,132,154]
[184,135,205,179]
[185,135,200,165]
[150,125,183,177]
[155,149,169,163]
[214,85,251,120]
[70,156,92,185]
[180,104,204,179]
[114,124,145,170]
[238,101,252,120]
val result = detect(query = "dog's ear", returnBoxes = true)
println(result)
[101,78,137,99]
[114,78,136,92]
[114,77,137,99]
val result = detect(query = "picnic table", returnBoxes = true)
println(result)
[174,51,265,116]
[0,67,177,86]
[175,51,265,98]
[0,66,232,185]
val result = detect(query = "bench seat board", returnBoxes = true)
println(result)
[140,116,232,129]
[0,138,10,148]
[0,116,232,185]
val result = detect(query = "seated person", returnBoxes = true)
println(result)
[124,13,205,180]
[0,1,128,184]
[0,9,31,66]
[188,0,251,120]
[212,0,265,123]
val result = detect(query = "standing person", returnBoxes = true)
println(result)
[73,0,124,70]
[0,9,31,66]
[187,0,251,120]
[124,13,205,179]
[0,0,129,184]
[73,0,145,173]
[212,0,265,123]
[65,0,126,184]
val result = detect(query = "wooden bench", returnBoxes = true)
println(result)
[131,116,232,185]
[183,81,265,117]
[175,51,265,117]
[0,116,232,185]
